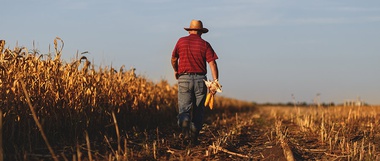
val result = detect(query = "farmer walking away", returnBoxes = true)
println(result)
[171,19,220,145]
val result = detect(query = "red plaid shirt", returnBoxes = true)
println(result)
[172,34,218,74]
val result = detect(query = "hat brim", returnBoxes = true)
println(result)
[184,28,209,33]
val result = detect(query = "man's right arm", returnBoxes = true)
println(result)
[208,60,219,95]
[208,60,219,81]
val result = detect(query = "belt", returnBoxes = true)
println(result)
[179,73,206,76]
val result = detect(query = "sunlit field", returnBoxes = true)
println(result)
[0,38,379,160]
[0,38,254,160]
[262,105,380,160]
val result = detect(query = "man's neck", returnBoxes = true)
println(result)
[189,31,202,36]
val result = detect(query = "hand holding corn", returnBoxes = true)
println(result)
[204,79,222,109]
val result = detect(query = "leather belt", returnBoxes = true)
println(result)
[179,73,206,76]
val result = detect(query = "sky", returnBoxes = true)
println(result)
[1,0,380,105]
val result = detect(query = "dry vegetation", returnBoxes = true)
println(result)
[270,105,380,160]
[1,38,379,161]
[0,38,255,160]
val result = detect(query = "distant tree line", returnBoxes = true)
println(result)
[253,102,336,107]
[253,101,371,107]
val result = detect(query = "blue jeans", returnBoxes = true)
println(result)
[177,74,207,134]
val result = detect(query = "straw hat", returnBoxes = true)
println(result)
[184,20,209,33]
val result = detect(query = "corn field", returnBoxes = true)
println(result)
[266,105,380,160]
[1,38,379,160]
[0,38,255,160]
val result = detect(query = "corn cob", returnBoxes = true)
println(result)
[204,93,211,107]
[209,94,214,109]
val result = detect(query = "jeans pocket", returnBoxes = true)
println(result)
[178,81,190,93]
[196,80,206,93]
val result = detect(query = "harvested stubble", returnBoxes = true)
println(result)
[0,38,255,160]
[266,105,380,160]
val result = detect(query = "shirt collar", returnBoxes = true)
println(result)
[189,34,201,38]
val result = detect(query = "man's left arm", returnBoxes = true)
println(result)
[171,57,179,79]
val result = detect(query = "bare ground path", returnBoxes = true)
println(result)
[28,107,290,160]
[143,107,289,160]
[121,106,380,160]
[28,106,380,160]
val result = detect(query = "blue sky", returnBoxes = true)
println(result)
[2,0,380,105]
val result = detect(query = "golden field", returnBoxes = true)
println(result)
[0,38,378,160]
[0,38,254,160]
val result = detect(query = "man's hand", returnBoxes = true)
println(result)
[174,71,179,79]
[204,79,222,94]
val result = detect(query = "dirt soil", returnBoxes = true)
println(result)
[25,108,289,161]
[29,106,379,160]
[116,108,289,161]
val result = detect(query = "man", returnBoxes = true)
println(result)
[171,19,219,144]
